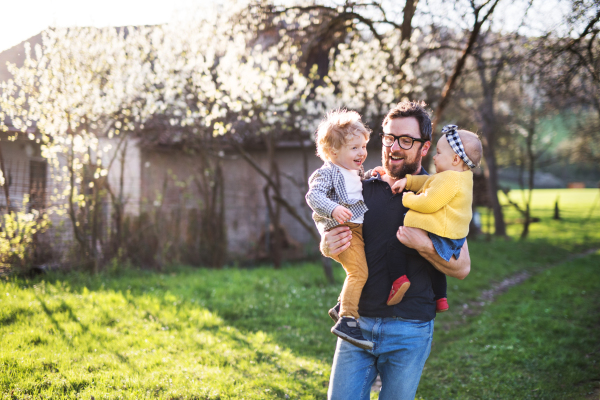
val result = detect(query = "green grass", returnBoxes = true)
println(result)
[500,188,599,217]
[0,265,341,399]
[1,189,600,399]
[449,189,600,307]
[418,250,600,399]
[497,188,600,230]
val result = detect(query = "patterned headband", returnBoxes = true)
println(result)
[442,124,476,169]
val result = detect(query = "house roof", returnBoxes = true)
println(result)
[0,33,44,135]
[0,33,43,84]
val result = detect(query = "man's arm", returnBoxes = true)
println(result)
[396,226,470,279]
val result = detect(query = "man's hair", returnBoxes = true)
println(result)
[457,130,483,167]
[382,101,432,142]
[315,109,371,162]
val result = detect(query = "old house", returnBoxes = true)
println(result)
[0,32,383,267]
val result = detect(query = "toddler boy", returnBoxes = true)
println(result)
[305,109,373,350]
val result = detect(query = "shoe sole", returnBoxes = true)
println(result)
[387,281,411,306]
[331,328,374,350]
[328,307,339,323]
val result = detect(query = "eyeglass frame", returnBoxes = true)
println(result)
[379,133,429,150]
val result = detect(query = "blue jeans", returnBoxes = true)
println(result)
[328,316,434,400]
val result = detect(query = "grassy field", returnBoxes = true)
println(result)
[1,189,600,399]
[419,249,600,399]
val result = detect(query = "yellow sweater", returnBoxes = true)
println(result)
[403,170,473,239]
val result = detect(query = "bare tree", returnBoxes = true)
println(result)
[430,0,503,138]
[471,32,515,236]
[547,1,600,164]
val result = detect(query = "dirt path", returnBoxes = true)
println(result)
[458,247,600,319]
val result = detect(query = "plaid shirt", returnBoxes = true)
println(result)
[306,161,369,232]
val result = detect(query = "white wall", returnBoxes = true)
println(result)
[99,136,142,216]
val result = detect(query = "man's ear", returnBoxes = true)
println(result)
[421,141,431,157]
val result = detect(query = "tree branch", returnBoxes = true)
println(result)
[431,0,501,136]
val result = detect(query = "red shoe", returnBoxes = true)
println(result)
[436,298,449,313]
[387,275,411,306]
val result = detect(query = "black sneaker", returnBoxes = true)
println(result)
[331,317,374,350]
[328,302,340,322]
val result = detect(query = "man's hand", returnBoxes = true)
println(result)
[332,205,353,224]
[320,225,352,259]
[391,178,407,194]
[396,226,431,253]
[397,226,470,280]
[371,166,387,177]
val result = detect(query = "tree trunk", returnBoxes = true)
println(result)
[401,0,419,42]
[103,131,128,261]
[265,133,283,269]
[67,132,89,260]
[475,49,507,237]
[521,111,536,239]
[477,74,508,238]
[215,161,227,267]
[521,203,530,239]
[115,141,127,255]
[482,137,507,236]
[193,145,227,269]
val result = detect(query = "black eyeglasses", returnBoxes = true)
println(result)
[380,134,428,150]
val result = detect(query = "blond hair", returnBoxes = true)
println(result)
[457,130,483,167]
[315,109,371,162]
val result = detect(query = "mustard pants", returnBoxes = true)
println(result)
[335,222,368,319]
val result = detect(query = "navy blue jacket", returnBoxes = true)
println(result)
[359,170,437,321]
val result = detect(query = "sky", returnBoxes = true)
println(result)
[0,0,206,52]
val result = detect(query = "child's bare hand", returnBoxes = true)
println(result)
[332,206,353,224]
[372,166,387,177]
[391,178,407,194]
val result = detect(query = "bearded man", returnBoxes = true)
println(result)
[321,101,471,400]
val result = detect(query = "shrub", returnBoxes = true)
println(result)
[0,198,50,274]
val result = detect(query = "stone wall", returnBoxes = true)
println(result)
[139,144,383,260]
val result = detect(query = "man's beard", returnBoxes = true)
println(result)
[383,152,422,180]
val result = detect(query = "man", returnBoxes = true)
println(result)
[321,101,471,400]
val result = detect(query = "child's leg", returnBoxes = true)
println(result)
[386,240,411,306]
[431,269,449,312]
[333,223,373,349]
[431,268,447,301]
[428,233,465,313]
[337,223,368,319]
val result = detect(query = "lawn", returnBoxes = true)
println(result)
[418,249,600,399]
[0,265,339,399]
[1,189,600,399]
